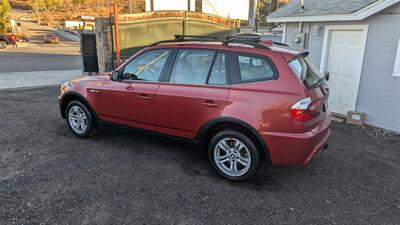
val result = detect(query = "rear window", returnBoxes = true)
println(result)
[289,57,323,88]
[236,54,277,83]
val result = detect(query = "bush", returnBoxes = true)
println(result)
[0,0,11,33]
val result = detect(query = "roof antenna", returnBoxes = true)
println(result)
[301,0,305,10]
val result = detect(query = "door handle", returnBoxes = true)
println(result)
[138,94,151,101]
[126,85,134,91]
[202,101,219,107]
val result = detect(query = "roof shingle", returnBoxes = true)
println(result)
[268,0,380,18]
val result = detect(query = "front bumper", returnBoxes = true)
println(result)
[57,95,66,119]
[262,114,331,166]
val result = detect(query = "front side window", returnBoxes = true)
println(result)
[170,50,215,85]
[122,49,171,81]
[237,55,277,83]
[289,57,323,88]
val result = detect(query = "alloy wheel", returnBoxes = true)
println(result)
[68,105,88,134]
[213,137,252,177]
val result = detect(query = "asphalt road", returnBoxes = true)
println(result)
[0,86,399,225]
[0,21,81,73]
[0,51,81,72]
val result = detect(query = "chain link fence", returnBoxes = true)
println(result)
[94,11,240,73]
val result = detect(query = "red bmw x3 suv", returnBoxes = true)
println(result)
[58,35,331,181]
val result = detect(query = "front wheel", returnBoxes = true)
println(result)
[0,41,7,49]
[208,130,261,181]
[66,100,98,138]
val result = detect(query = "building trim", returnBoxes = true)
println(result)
[282,22,287,43]
[393,38,400,77]
[267,0,400,22]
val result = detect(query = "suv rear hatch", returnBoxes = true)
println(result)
[288,54,330,128]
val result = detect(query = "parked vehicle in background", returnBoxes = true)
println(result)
[0,36,8,49]
[44,34,60,43]
[0,34,15,49]
[58,35,331,181]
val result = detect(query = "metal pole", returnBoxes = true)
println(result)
[150,0,154,11]
[112,4,121,67]
[129,0,132,13]
[109,6,115,69]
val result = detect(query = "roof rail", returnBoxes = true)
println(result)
[272,42,289,47]
[225,35,261,43]
[174,35,220,41]
[151,34,271,50]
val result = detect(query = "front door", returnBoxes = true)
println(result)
[323,29,365,115]
[155,49,230,139]
[92,49,172,130]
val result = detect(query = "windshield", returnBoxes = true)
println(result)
[289,57,323,88]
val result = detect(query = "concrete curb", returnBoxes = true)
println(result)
[55,29,80,42]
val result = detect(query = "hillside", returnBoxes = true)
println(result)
[9,0,145,27]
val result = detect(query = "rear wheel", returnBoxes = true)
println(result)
[0,41,7,49]
[66,100,98,138]
[208,130,260,181]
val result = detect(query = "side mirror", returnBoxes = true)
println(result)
[324,71,330,81]
[111,71,120,81]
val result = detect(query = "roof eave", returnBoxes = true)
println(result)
[267,0,399,23]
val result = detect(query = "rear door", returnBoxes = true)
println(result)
[154,49,230,139]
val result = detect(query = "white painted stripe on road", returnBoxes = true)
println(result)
[0,70,82,89]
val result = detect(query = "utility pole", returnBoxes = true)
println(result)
[248,0,258,28]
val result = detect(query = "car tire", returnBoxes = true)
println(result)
[208,130,260,181]
[66,100,98,138]
[0,41,7,49]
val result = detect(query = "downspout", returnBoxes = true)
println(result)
[305,22,310,49]
[299,22,303,33]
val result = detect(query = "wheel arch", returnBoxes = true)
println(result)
[60,92,98,120]
[194,117,272,165]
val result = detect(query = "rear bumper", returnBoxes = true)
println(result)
[262,114,331,166]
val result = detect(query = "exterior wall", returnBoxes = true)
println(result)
[283,3,400,132]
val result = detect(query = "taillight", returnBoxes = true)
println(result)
[290,97,313,122]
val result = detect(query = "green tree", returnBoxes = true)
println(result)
[0,0,11,33]
[258,0,289,26]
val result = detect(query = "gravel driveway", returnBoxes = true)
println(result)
[1,86,399,225]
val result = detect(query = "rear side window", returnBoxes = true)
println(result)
[289,57,323,88]
[169,50,227,85]
[236,54,277,83]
